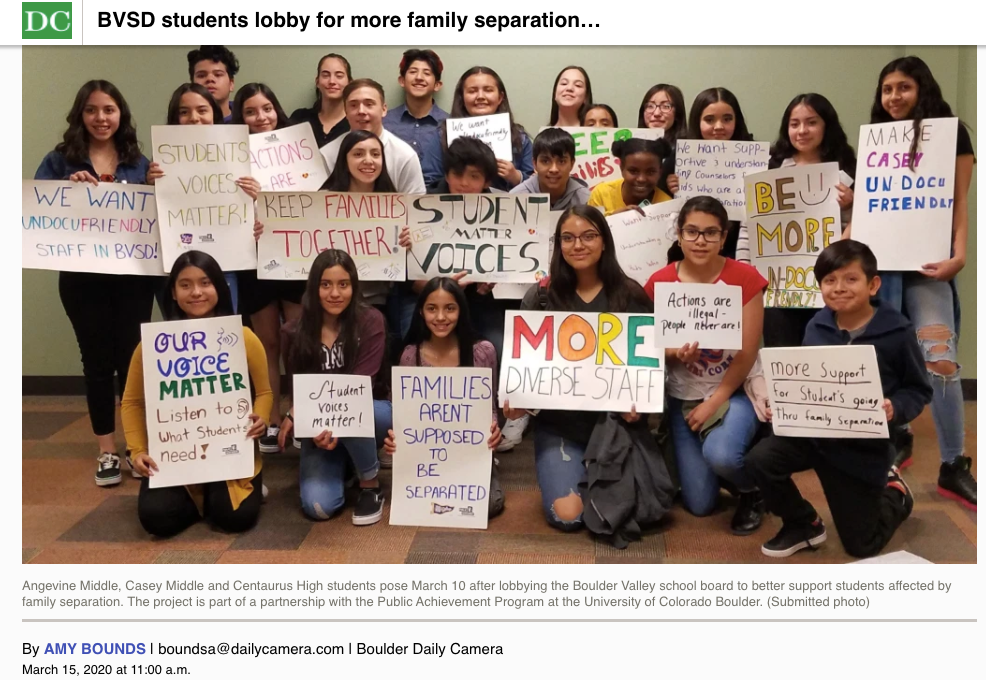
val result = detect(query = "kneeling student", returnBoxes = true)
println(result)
[123,251,272,537]
[747,240,932,558]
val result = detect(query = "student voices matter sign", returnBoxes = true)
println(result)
[248,123,329,192]
[22,181,164,275]
[675,139,770,220]
[291,375,374,438]
[548,126,664,188]
[141,317,256,488]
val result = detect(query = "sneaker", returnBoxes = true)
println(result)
[95,452,122,487]
[731,490,765,536]
[293,437,302,450]
[125,451,141,479]
[352,487,385,526]
[378,451,393,469]
[497,413,528,452]
[259,425,280,453]
[893,428,914,470]
[761,519,827,558]
[938,456,977,511]
[887,465,914,518]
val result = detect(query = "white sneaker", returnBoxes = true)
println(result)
[259,425,280,453]
[378,451,393,469]
[496,413,528,452]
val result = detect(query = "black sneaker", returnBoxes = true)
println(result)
[352,487,385,526]
[761,519,827,558]
[893,428,914,470]
[938,456,977,511]
[886,465,914,518]
[731,490,765,536]
[125,451,141,479]
[95,452,122,487]
[259,425,280,454]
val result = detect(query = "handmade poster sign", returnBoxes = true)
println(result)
[745,163,841,308]
[390,367,494,529]
[255,191,406,281]
[141,316,256,488]
[675,139,770,220]
[407,194,551,283]
[499,312,664,412]
[291,375,374,438]
[607,198,683,285]
[493,209,562,299]
[152,124,256,271]
[652,282,743,350]
[446,113,512,161]
[22,181,164,276]
[248,123,328,192]
[546,127,664,188]
[851,119,958,270]
[761,345,889,439]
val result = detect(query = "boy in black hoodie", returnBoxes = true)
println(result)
[747,240,932,559]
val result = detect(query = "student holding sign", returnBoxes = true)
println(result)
[34,79,159,487]
[121,251,272,537]
[582,104,618,128]
[865,57,977,507]
[290,53,352,148]
[511,128,591,210]
[420,66,534,191]
[747,241,932,557]
[645,197,768,534]
[548,66,593,127]
[587,138,673,215]
[279,250,392,525]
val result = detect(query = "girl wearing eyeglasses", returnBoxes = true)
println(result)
[637,84,687,196]
[645,196,767,535]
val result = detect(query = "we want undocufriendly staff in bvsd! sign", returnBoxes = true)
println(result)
[142,317,255,488]
[23,3,72,39]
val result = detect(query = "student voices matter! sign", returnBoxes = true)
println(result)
[291,375,374,438]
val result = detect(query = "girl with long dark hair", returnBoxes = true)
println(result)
[548,66,592,127]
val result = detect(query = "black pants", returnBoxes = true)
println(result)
[747,436,910,558]
[58,272,157,436]
[137,471,263,538]
[762,308,818,348]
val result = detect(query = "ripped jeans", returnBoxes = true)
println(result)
[533,428,587,531]
[880,272,963,463]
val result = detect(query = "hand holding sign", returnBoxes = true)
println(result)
[652,283,743,350]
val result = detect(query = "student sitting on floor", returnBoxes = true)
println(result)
[747,240,933,558]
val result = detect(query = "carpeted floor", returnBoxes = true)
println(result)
[22,397,976,564]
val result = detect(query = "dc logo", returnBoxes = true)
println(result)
[23,3,73,39]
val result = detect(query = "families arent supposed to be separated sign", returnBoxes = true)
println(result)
[407,194,551,283]
[152,125,256,271]
[390,367,494,529]
[446,113,512,161]
[761,346,888,439]
[248,123,328,192]
[141,317,255,488]
[745,163,842,308]
[607,198,684,285]
[499,312,664,412]
[549,127,664,188]
[675,139,769,220]
[22,181,164,276]
[652,283,743,350]
[291,374,374,438]
[255,191,406,281]
[851,119,958,270]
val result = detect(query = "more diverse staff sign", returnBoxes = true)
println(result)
[550,127,664,188]
[675,139,770,220]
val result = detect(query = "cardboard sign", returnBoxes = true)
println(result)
[249,123,328,192]
[607,198,683,285]
[255,191,407,281]
[546,126,664,188]
[499,312,664,412]
[22,181,164,276]
[492,209,562,299]
[761,345,889,439]
[675,139,770,220]
[652,282,743,350]
[141,317,256,488]
[390,367,494,529]
[851,119,958,270]
[407,194,551,283]
[746,163,842,308]
[446,113,512,161]
[152,124,256,271]
[291,375,374,438]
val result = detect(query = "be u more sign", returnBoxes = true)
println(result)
[652,283,743,350]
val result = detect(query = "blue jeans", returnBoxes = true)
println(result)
[533,427,587,531]
[298,399,392,520]
[668,392,759,516]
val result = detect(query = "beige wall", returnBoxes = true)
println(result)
[22,46,976,377]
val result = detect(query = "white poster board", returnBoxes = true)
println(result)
[851,119,958,270]
[407,194,551,283]
[249,123,328,192]
[390,367,494,529]
[652,282,743,350]
[675,139,770,220]
[291,374,374,438]
[22,181,164,276]
[607,198,683,285]
[499,312,664,412]
[746,163,842,308]
[141,317,256,487]
[255,191,407,281]
[492,209,562,299]
[446,113,512,161]
[546,127,664,188]
[152,124,256,271]
[761,345,889,439]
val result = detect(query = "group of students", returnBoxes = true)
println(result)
[32,46,976,558]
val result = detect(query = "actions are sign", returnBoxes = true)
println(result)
[249,123,328,192]
[652,282,743,350]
